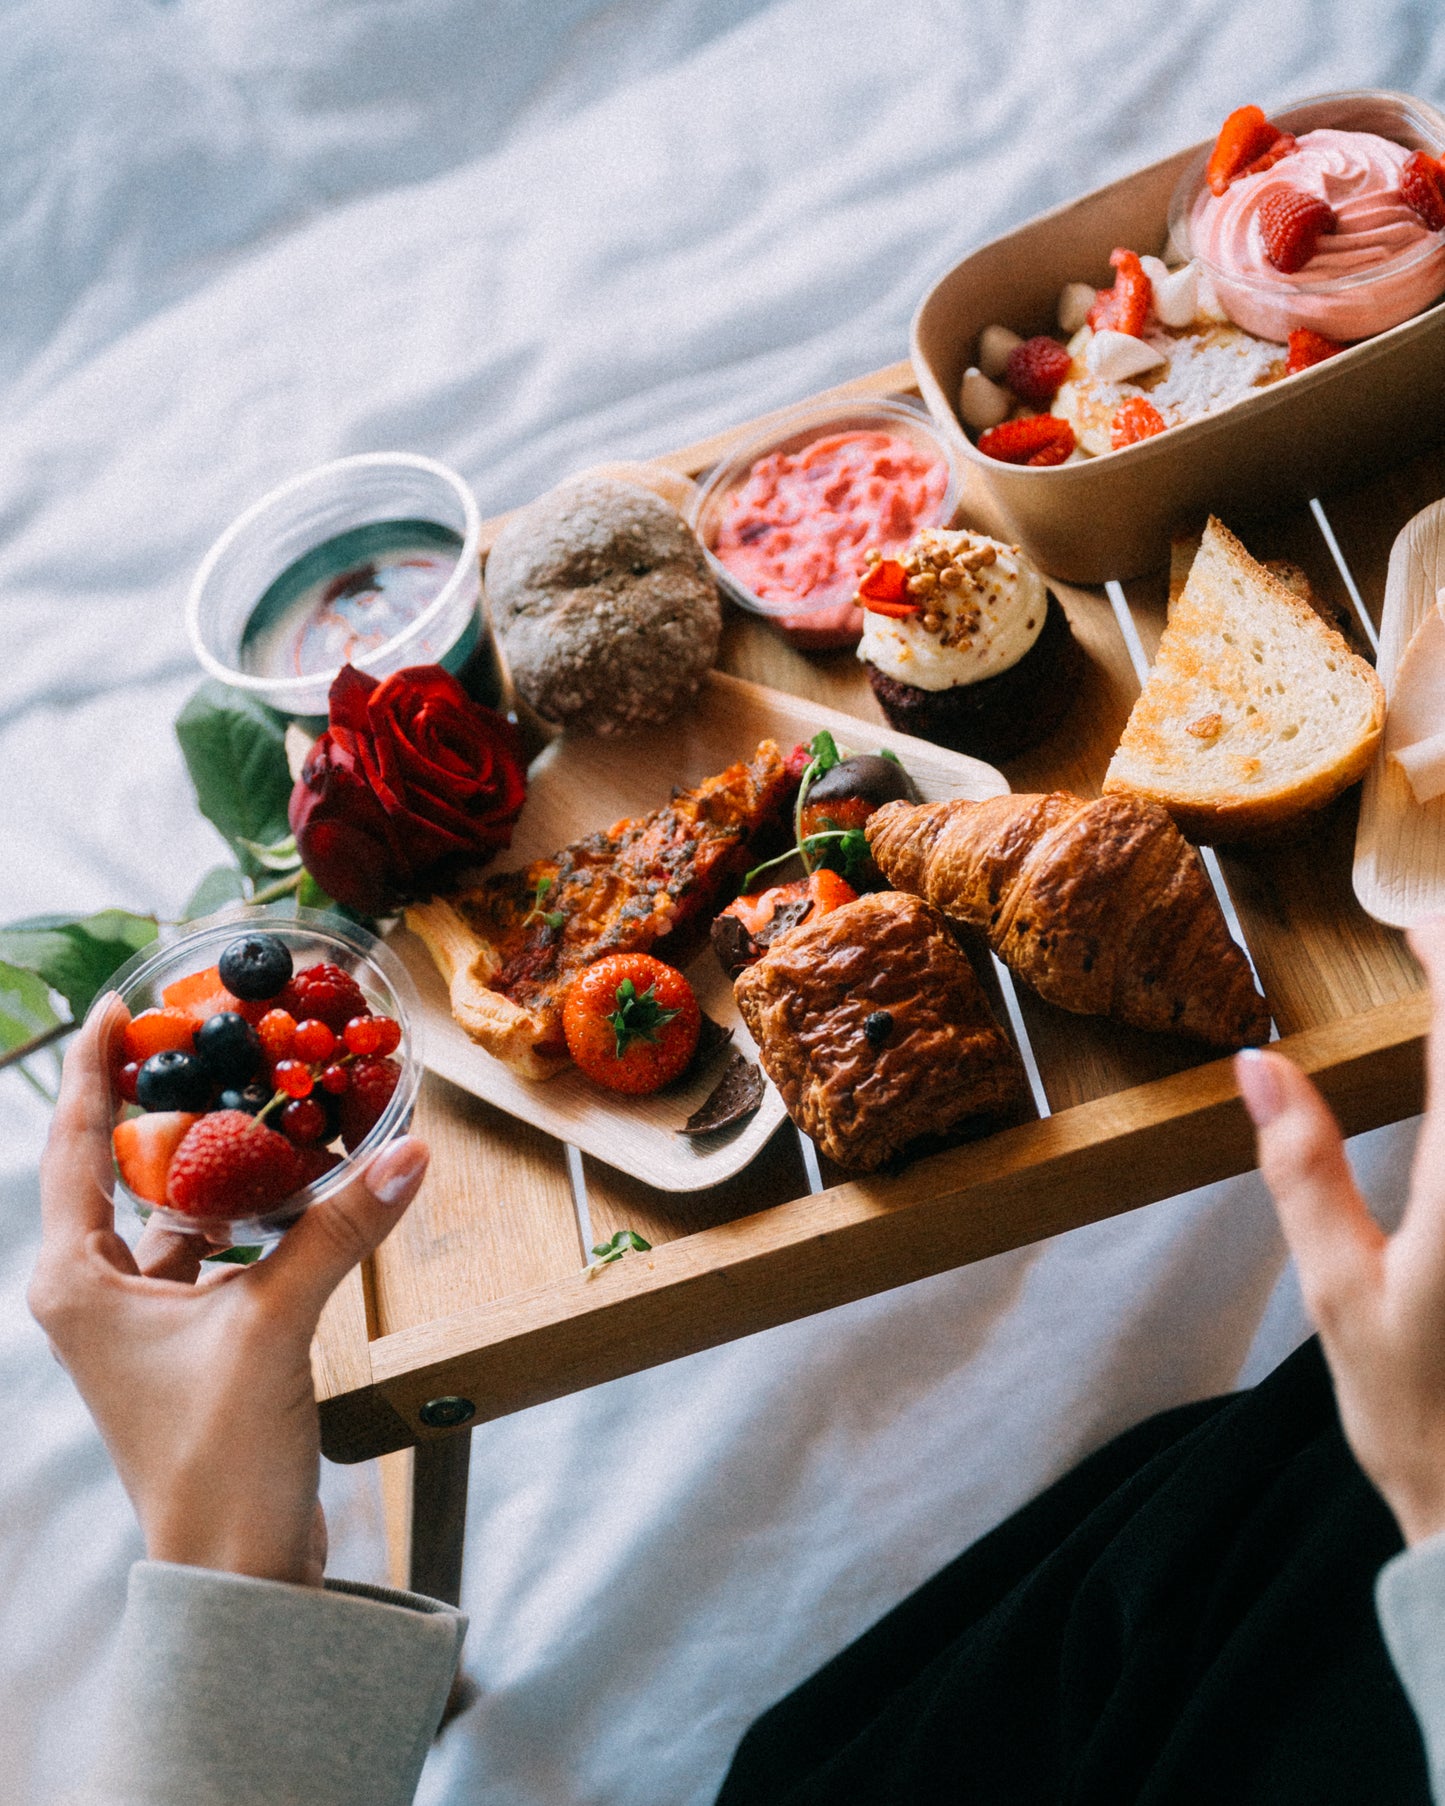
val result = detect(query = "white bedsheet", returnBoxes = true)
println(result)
[3,3,1439,1800]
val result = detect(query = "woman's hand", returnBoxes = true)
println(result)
[1236,917,1445,1547]
[28,995,429,1586]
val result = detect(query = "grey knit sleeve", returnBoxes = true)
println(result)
[66,1561,467,1806]
[1378,1532,1445,1804]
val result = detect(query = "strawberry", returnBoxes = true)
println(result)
[1003,336,1072,405]
[159,966,266,1027]
[1258,186,1336,274]
[279,963,368,1033]
[113,1111,203,1206]
[339,1056,402,1152]
[1241,132,1297,180]
[857,558,917,616]
[1110,397,1168,449]
[1401,150,1445,232]
[1086,249,1150,338]
[1205,105,1285,196]
[1286,328,1346,374]
[166,1110,304,1219]
[976,415,1075,467]
[122,1008,198,1064]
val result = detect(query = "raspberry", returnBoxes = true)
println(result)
[1205,105,1286,196]
[976,415,1075,467]
[319,1062,352,1095]
[1110,397,1168,449]
[343,1014,400,1056]
[279,1097,328,1144]
[1003,336,1072,405]
[165,1111,304,1219]
[296,1145,344,1188]
[281,963,368,1032]
[1286,328,1346,374]
[293,1018,337,1063]
[784,743,812,785]
[1400,151,1445,232]
[339,1056,402,1152]
[123,1008,197,1064]
[273,1059,314,1099]
[1086,249,1150,338]
[258,1009,297,1062]
[1258,186,1336,274]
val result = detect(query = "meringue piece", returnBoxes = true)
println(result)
[1141,256,1200,328]
[1386,590,1445,803]
[978,325,1022,381]
[1195,266,1230,324]
[1086,329,1167,382]
[957,365,1011,431]
[1057,282,1097,336]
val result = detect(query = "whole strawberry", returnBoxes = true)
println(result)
[1003,336,1072,405]
[340,1056,402,1152]
[279,962,369,1033]
[166,1110,304,1219]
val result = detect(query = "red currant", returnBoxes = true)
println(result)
[343,1014,383,1055]
[371,1016,401,1056]
[293,1018,337,1063]
[319,1063,351,1095]
[273,1058,314,1099]
[258,1009,297,1061]
[117,1060,142,1104]
[279,1098,328,1144]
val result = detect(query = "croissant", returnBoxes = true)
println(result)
[866,793,1269,1049]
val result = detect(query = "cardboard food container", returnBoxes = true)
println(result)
[911,90,1445,584]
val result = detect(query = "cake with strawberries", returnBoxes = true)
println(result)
[955,104,1445,465]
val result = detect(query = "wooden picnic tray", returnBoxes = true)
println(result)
[314,358,1437,1465]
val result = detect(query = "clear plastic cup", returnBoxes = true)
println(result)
[186,453,483,720]
[97,907,422,1246]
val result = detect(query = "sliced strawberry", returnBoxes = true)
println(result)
[1003,336,1072,405]
[122,1008,198,1063]
[1086,250,1151,338]
[166,1110,304,1219]
[1110,397,1168,449]
[1258,186,1336,274]
[161,965,266,1028]
[1205,105,1284,196]
[1401,150,1445,232]
[858,558,917,616]
[1286,328,1347,374]
[1240,132,1297,180]
[113,1111,204,1206]
[976,415,1075,467]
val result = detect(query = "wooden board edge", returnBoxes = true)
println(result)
[308,995,1426,1461]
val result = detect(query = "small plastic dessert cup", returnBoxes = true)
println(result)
[688,396,960,649]
[186,452,483,721]
[1167,90,1445,343]
[97,907,422,1248]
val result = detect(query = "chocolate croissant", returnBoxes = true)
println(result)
[866,793,1269,1049]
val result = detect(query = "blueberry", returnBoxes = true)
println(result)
[219,1082,272,1116]
[195,1011,263,1085]
[136,1050,212,1112]
[218,933,293,1002]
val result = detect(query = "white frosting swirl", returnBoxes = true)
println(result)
[858,530,1046,691]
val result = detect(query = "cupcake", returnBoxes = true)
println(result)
[857,528,1079,760]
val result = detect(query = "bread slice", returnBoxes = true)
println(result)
[1103,517,1384,841]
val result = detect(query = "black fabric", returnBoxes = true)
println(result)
[717,1338,1430,1805]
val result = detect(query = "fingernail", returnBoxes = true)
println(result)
[1235,1049,1285,1127]
[366,1137,428,1207]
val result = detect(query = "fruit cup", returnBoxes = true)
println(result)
[95,907,422,1247]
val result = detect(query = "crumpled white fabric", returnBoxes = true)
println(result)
[2,2,1438,1801]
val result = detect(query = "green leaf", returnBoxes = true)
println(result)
[296,870,335,912]
[183,865,248,921]
[175,682,294,880]
[806,730,840,773]
[235,832,301,873]
[204,1244,265,1265]
[0,960,60,1055]
[0,911,158,1018]
[589,1228,653,1266]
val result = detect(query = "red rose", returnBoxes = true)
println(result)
[289,664,527,914]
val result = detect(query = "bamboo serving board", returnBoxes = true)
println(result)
[314,359,1437,1466]
[388,671,1008,1189]
[1354,499,1445,927]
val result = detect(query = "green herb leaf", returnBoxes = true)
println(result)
[183,865,248,922]
[0,911,158,1018]
[0,960,60,1056]
[588,1228,654,1266]
[175,682,295,881]
[523,874,565,930]
[877,746,902,766]
[805,827,872,882]
[806,730,840,773]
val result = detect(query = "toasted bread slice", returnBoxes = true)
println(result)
[1103,517,1384,841]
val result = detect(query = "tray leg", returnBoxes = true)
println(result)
[408,1431,472,1606]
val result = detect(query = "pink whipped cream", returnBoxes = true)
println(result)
[1189,127,1445,341]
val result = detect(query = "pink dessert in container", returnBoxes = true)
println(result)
[1175,117,1445,342]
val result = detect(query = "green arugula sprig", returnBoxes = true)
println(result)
[743,828,871,892]
[588,1228,653,1269]
[523,875,565,931]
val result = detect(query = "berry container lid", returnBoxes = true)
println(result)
[687,396,961,624]
[95,906,422,1247]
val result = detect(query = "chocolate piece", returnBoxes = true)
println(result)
[679,1050,765,1135]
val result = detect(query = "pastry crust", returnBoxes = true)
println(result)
[866,791,1270,1048]
[734,891,1025,1171]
